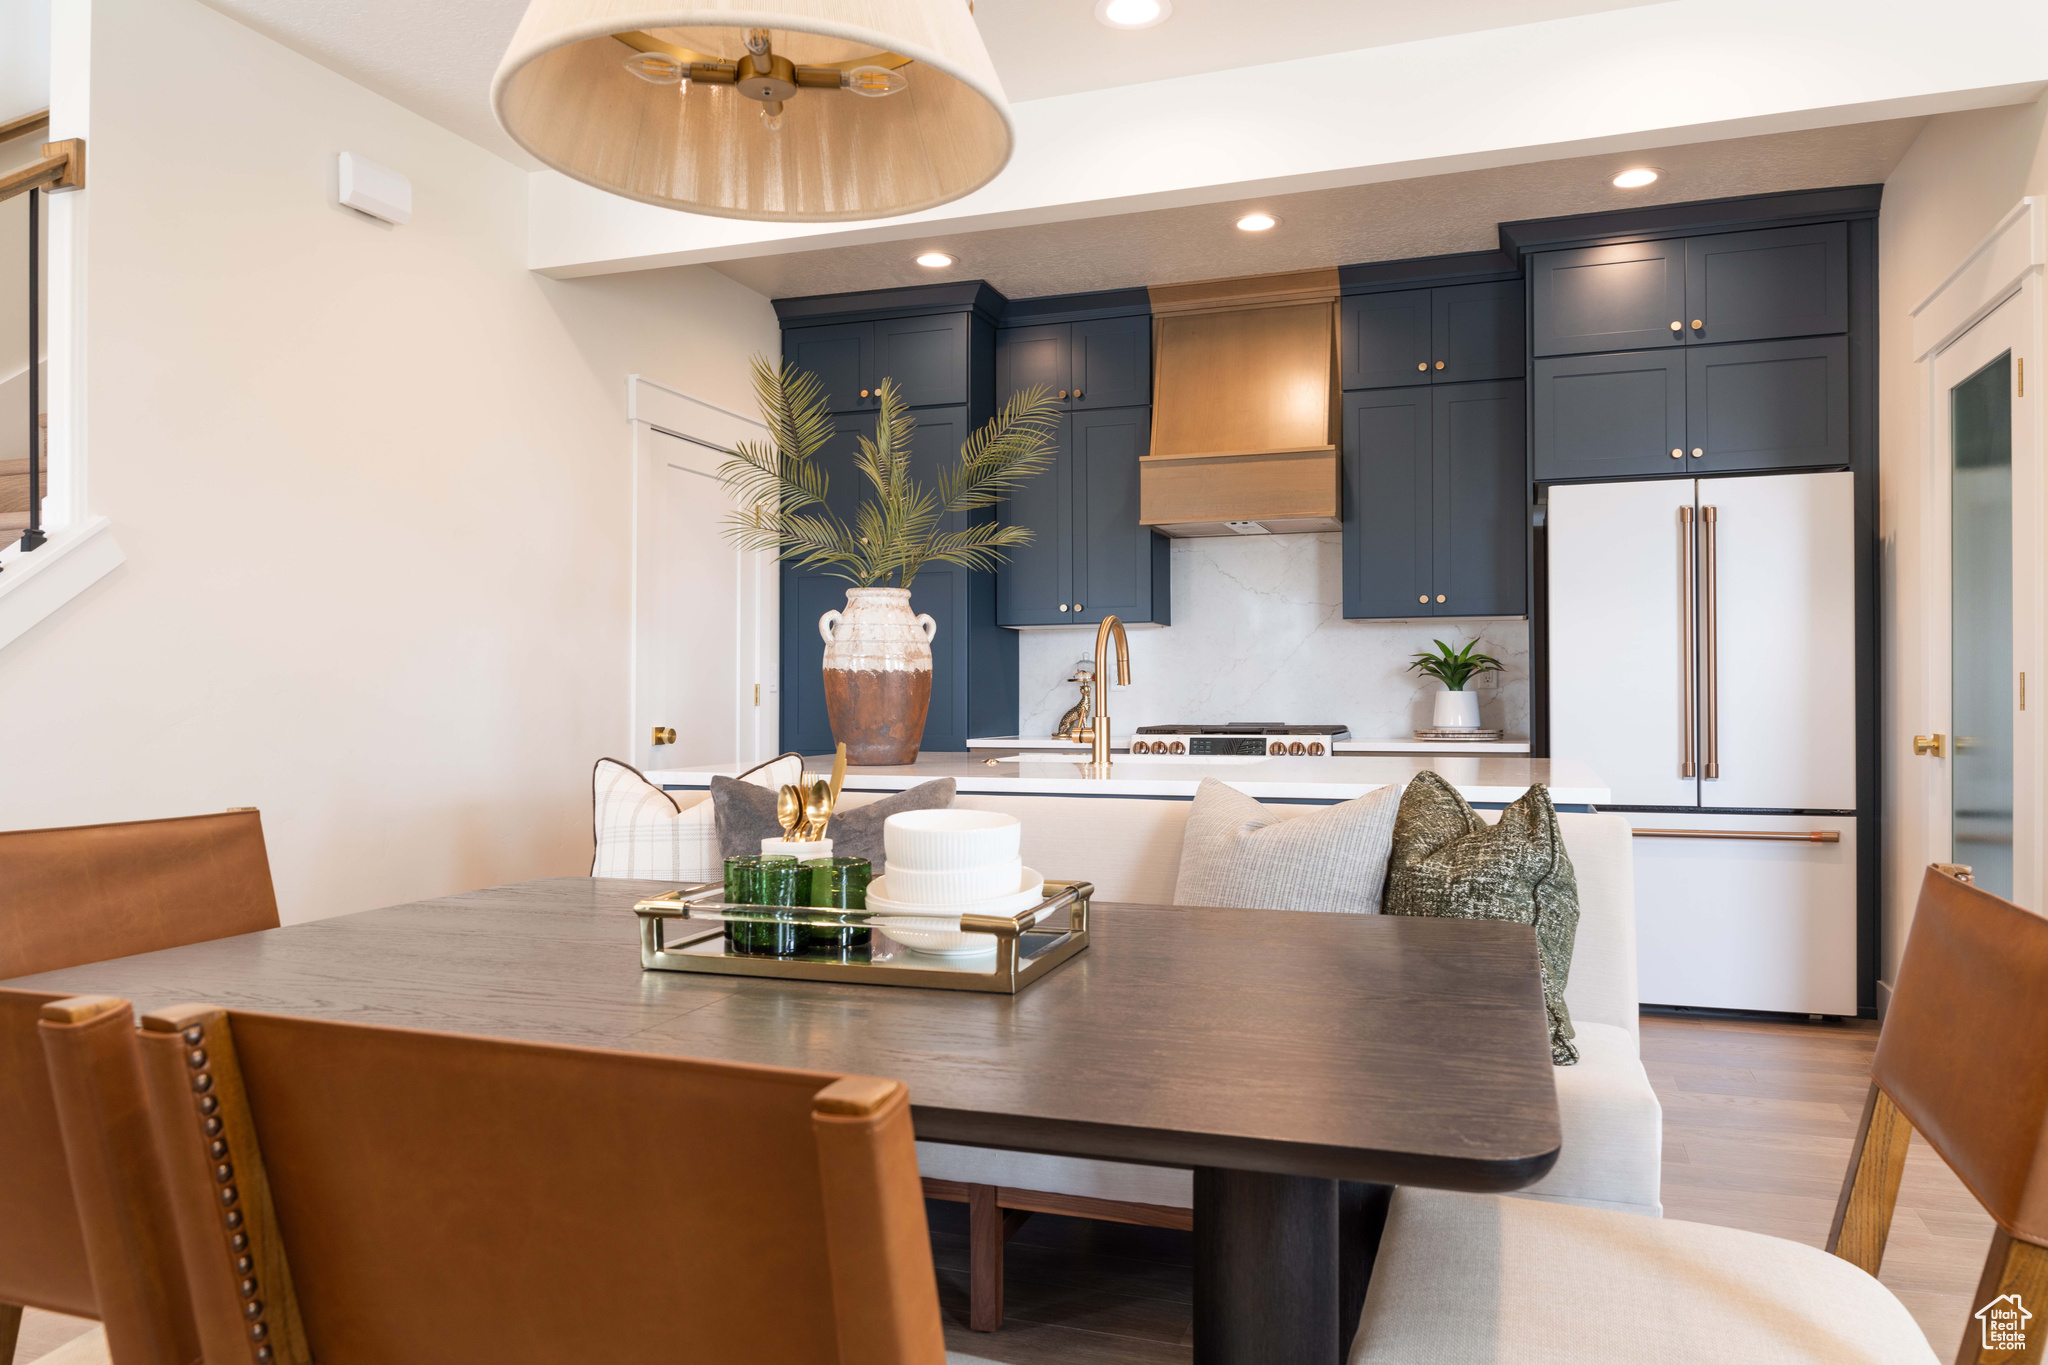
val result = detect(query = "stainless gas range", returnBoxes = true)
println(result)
[1129,723,1351,758]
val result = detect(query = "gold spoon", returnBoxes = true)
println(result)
[805,780,831,843]
[826,742,847,828]
[776,784,804,842]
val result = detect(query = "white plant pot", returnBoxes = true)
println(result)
[1432,691,1482,729]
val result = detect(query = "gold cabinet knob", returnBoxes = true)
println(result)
[1434,361,1445,370]
[1058,389,1069,399]
[1436,594,1446,603]
[1913,734,1945,757]
[1691,319,1703,330]
[1074,603,1083,612]
[1671,448,1684,459]
[1418,594,1428,604]
[1691,448,1704,458]
[1670,321,1682,332]
[1073,389,1083,398]
[652,726,677,745]
[1417,362,1427,371]
[1058,604,1069,612]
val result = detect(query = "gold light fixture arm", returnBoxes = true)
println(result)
[614,29,914,75]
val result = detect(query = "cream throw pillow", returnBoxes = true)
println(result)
[591,755,802,882]
[1172,777,1403,914]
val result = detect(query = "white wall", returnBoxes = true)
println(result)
[1877,92,2048,989]
[0,0,778,923]
[1015,533,1529,741]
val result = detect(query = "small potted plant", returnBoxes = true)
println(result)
[1408,638,1502,730]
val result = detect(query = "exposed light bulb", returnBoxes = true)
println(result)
[843,65,907,98]
[762,104,785,132]
[1236,213,1278,232]
[916,251,955,268]
[623,51,685,84]
[1611,167,1659,188]
[1097,0,1171,28]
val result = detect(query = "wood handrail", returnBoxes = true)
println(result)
[0,109,51,144]
[0,139,85,203]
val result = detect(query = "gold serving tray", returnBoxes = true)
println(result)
[630,879,1093,995]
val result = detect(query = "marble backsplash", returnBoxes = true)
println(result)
[1014,534,1530,741]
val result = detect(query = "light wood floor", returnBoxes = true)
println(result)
[15,1012,1992,1364]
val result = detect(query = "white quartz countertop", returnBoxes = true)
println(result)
[649,751,1608,806]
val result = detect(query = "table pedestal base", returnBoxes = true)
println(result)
[1194,1168,1338,1365]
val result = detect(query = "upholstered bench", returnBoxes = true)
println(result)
[913,804,1662,1331]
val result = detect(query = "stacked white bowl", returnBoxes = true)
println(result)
[869,810,1045,956]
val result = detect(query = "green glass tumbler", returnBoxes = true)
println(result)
[802,856,872,951]
[724,854,803,957]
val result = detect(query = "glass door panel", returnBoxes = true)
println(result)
[1952,352,2015,897]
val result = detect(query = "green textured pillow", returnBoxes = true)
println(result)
[1382,772,1581,1065]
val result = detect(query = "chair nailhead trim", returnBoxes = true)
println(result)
[180,1021,282,1363]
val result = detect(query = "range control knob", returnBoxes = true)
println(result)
[1308,741,1324,756]
[1131,741,1149,755]
[1288,741,1306,755]
[1269,741,1286,755]
[1169,741,1185,754]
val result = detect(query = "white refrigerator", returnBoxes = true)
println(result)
[1548,472,1858,1014]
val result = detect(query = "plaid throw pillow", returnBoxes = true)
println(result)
[590,755,802,882]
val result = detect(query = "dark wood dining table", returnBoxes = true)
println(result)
[10,877,1561,1364]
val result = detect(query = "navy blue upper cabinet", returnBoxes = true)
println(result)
[1686,335,1849,474]
[1531,351,1687,482]
[1343,387,1434,618]
[1342,284,1523,390]
[785,321,875,413]
[1531,239,1688,357]
[1071,316,1151,408]
[996,324,1069,406]
[1685,223,1848,346]
[1432,282,1525,384]
[1070,406,1167,625]
[1433,380,1527,618]
[994,412,1071,625]
[1533,224,1850,357]
[1343,292,1433,390]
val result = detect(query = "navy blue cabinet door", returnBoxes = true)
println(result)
[1071,406,1164,625]
[1343,387,1434,618]
[1686,336,1850,474]
[1072,315,1152,409]
[1343,291,1434,390]
[996,413,1072,626]
[910,568,963,751]
[1531,350,1687,482]
[1432,381,1527,618]
[875,314,969,409]
[1685,222,1848,346]
[780,570,848,755]
[1530,239,1687,357]
[1432,282,1524,385]
[785,322,874,413]
[997,323,1069,405]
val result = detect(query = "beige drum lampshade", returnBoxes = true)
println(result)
[493,0,1015,221]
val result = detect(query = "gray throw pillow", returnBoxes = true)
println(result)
[1172,777,1402,914]
[711,777,956,872]
[1381,771,1582,1065]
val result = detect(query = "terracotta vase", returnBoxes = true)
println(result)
[818,587,937,765]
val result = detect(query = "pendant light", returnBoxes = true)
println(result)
[493,0,1015,222]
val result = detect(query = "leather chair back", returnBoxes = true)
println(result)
[0,990,199,1365]
[118,1005,946,1365]
[0,810,279,980]
[1874,866,2048,1242]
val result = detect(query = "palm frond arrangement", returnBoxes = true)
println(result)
[1408,638,1503,692]
[718,355,1060,588]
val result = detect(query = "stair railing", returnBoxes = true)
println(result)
[1,110,84,561]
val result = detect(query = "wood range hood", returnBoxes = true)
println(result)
[1141,268,1341,537]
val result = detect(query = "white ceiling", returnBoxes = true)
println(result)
[194,0,1673,169]
[708,118,1926,300]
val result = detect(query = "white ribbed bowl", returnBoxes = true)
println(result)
[881,859,1022,906]
[865,870,1046,919]
[883,809,1020,871]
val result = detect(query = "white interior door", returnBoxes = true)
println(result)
[631,380,777,773]
[1549,479,1699,806]
[1698,472,1856,810]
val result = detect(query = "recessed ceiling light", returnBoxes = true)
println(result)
[1236,213,1278,232]
[1096,0,1171,30]
[1611,167,1659,189]
[915,251,955,268]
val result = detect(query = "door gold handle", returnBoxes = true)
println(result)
[1914,734,1945,757]
[652,727,677,745]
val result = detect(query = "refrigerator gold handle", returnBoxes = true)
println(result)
[1702,505,1719,780]
[1680,505,1696,780]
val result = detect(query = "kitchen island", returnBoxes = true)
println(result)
[646,752,1609,903]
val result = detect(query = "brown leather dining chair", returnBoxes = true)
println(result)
[1,810,277,1363]
[1348,864,2048,1364]
[77,1003,951,1365]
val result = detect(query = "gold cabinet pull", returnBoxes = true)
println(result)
[1632,828,1840,843]
[1671,448,1684,459]
[1670,320,1683,332]
[1416,362,1427,371]
[1435,594,1445,603]
[1058,604,1069,612]
[1914,733,1945,757]
[1691,447,1704,458]
[1691,319,1703,330]
[1418,595,1428,604]
[652,726,677,745]
[1434,361,1445,370]
[1680,505,1697,779]
[1073,388,1083,398]
[860,388,870,398]
[1702,505,1719,780]
[1057,389,1069,399]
